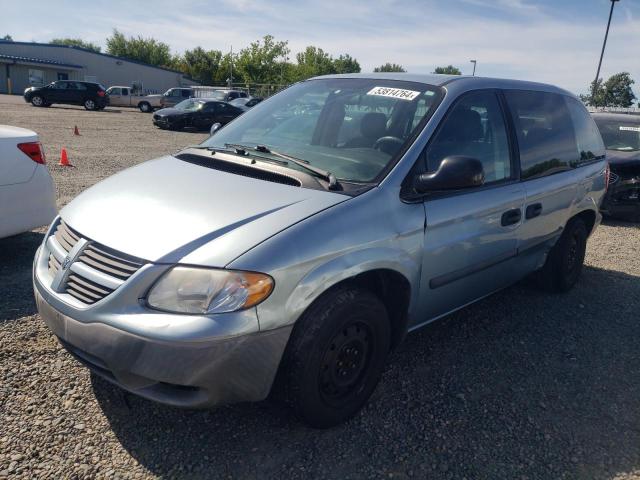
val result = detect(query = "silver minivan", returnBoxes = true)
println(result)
[34,74,607,428]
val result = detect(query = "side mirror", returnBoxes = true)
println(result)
[414,156,484,193]
[210,122,222,136]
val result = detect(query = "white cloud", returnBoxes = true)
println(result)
[2,0,638,96]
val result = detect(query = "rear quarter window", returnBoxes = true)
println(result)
[565,97,605,163]
[504,90,578,180]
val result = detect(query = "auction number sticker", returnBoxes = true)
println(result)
[620,126,640,132]
[367,86,420,101]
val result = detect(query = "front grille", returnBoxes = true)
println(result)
[46,220,145,305]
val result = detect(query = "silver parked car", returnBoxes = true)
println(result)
[33,74,607,428]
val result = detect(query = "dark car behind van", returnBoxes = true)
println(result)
[24,80,108,110]
[592,112,640,221]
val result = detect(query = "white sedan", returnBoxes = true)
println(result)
[0,126,57,238]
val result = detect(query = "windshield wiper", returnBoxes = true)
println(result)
[224,143,339,190]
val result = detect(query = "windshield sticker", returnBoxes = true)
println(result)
[367,86,420,101]
[620,126,640,132]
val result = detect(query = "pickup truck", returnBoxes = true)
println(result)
[105,86,163,112]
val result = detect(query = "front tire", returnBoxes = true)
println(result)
[83,99,97,111]
[537,217,588,292]
[282,285,390,428]
[31,95,44,107]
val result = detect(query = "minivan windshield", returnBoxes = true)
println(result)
[201,78,442,183]
[174,99,203,112]
[594,117,640,152]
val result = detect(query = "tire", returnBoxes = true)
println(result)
[537,217,588,292]
[139,102,152,113]
[31,95,44,107]
[83,99,97,111]
[281,285,390,428]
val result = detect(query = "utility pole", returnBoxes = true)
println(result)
[592,0,620,106]
[229,45,233,88]
[470,59,477,76]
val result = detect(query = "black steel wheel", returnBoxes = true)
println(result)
[281,285,390,428]
[537,217,587,292]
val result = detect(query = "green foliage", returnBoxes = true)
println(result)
[106,29,172,67]
[234,35,290,84]
[333,54,361,74]
[98,30,362,88]
[1,34,13,41]
[433,65,461,75]
[581,72,636,107]
[374,63,406,73]
[177,47,223,84]
[295,46,336,79]
[50,37,101,53]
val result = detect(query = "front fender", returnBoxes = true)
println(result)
[284,247,421,330]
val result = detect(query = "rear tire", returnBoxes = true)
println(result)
[83,99,97,111]
[537,217,587,292]
[139,102,152,113]
[31,95,44,107]
[281,285,390,428]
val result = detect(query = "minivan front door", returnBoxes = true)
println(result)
[414,90,526,325]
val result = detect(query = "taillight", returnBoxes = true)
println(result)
[97,90,105,97]
[17,142,46,164]
[604,162,611,192]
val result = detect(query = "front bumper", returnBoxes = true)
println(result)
[33,243,292,408]
[601,173,640,220]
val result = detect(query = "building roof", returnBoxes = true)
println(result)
[0,53,83,69]
[0,40,189,76]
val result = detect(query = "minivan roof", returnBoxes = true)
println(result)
[311,73,574,96]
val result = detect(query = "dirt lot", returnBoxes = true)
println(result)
[1,93,640,479]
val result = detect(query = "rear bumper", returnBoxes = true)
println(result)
[33,256,292,408]
[0,165,56,238]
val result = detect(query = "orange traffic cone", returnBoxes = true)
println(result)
[73,125,80,136]
[59,148,72,167]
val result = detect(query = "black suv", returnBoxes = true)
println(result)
[24,81,109,111]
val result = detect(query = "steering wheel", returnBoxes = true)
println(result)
[373,136,404,155]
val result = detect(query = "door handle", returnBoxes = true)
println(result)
[501,208,522,226]
[525,203,543,219]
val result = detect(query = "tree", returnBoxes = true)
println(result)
[50,38,101,53]
[433,65,461,75]
[581,72,636,107]
[295,46,336,79]
[603,72,636,107]
[1,34,13,41]
[176,47,223,84]
[106,29,173,67]
[234,35,290,84]
[333,54,361,74]
[374,63,406,73]
[580,78,606,106]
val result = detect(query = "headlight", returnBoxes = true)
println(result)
[147,266,274,314]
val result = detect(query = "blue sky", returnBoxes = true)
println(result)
[2,0,638,97]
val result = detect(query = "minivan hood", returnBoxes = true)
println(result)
[60,155,349,266]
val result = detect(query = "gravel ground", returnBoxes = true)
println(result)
[1,94,640,479]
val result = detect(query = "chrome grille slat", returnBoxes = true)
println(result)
[76,254,133,280]
[86,244,143,268]
[46,235,66,262]
[66,281,104,301]
[45,219,145,305]
[69,258,126,290]
[67,274,113,296]
[65,287,97,304]
[84,248,140,271]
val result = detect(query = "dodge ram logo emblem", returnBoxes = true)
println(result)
[61,255,72,270]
